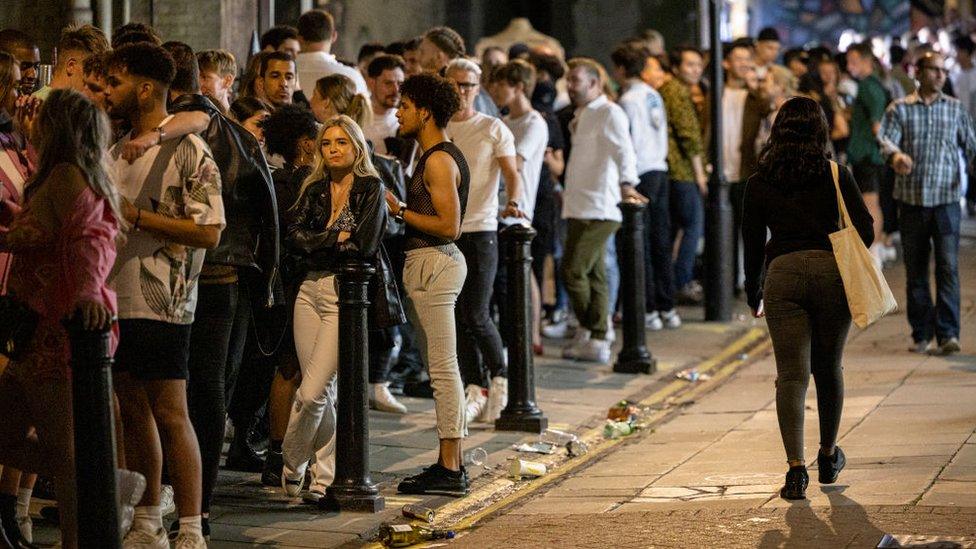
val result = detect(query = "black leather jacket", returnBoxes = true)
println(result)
[169,94,280,306]
[286,174,405,329]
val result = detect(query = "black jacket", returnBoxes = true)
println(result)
[169,93,280,306]
[287,174,405,329]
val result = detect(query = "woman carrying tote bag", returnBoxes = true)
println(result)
[742,97,874,500]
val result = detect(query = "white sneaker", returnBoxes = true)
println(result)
[645,311,663,331]
[159,484,176,517]
[370,382,408,414]
[577,338,611,363]
[123,527,170,549]
[605,316,616,343]
[16,514,31,544]
[174,530,208,549]
[869,243,884,270]
[660,309,682,329]
[561,328,591,360]
[464,384,488,424]
[117,469,147,536]
[483,376,508,423]
[282,469,305,497]
[542,321,573,339]
[882,245,898,263]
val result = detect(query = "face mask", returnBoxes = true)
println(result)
[531,80,556,111]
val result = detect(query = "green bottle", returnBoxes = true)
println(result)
[381,523,456,547]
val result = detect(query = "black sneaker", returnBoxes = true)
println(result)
[397,463,469,496]
[780,465,809,500]
[818,447,846,484]
[261,449,283,487]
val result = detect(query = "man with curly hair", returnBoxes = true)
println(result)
[384,73,471,496]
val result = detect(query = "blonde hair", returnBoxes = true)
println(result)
[314,74,372,129]
[197,49,237,77]
[568,57,616,101]
[293,114,378,209]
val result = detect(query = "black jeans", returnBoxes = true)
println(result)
[730,180,746,291]
[637,170,675,312]
[456,231,507,388]
[763,250,851,463]
[186,280,250,513]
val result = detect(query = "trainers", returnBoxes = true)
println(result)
[909,340,936,354]
[645,312,663,331]
[660,309,682,329]
[576,337,611,363]
[779,465,809,500]
[173,530,207,549]
[464,385,488,424]
[561,328,591,360]
[16,514,31,544]
[542,321,573,339]
[397,463,468,496]
[168,518,211,542]
[117,469,147,536]
[282,470,305,497]
[483,376,508,422]
[302,489,325,505]
[935,337,961,356]
[159,484,176,517]
[605,316,616,343]
[370,382,408,414]
[123,527,169,549]
[676,281,703,304]
[262,449,283,487]
[818,447,846,484]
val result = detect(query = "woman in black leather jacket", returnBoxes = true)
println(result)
[279,114,404,501]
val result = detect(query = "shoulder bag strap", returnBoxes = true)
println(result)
[829,160,853,230]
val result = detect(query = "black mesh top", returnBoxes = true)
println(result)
[404,141,470,251]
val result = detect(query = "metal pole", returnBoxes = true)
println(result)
[614,202,656,374]
[704,0,734,322]
[67,318,121,549]
[321,257,384,513]
[495,224,548,433]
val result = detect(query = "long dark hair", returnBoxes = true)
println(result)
[756,96,831,186]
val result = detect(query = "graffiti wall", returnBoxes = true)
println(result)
[752,0,911,47]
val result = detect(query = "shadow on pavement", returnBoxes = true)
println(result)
[758,487,886,549]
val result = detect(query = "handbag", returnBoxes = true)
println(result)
[827,161,898,328]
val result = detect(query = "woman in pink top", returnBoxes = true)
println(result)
[0,88,122,549]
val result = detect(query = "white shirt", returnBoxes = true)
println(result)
[296,51,370,98]
[364,108,398,155]
[501,109,548,225]
[110,122,225,325]
[951,65,976,119]
[722,88,749,182]
[562,94,638,222]
[617,79,669,175]
[447,112,516,233]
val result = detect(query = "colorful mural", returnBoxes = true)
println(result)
[752,0,911,47]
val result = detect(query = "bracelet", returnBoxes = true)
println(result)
[395,201,408,222]
[134,208,142,229]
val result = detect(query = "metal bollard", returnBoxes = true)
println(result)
[66,317,121,549]
[614,202,657,374]
[321,257,384,513]
[495,224,548,433]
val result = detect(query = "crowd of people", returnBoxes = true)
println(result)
[0,8,973,547]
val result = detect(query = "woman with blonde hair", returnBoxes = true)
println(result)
[309,73,373,129]
[280,114,403,501]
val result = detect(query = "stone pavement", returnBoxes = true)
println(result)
[452,235,976,548]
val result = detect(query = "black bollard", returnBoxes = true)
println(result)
[703,0,734,322]
[495,224,548,433]
[614,201,657,374]
[321,257,384,513]
[66,317,121,549]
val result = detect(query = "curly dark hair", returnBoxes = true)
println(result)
[162,41,199,93]
[107,42,176,87]
[399,73,460,128]
[111,22,162,48]
[259,103,318,165]
[756,96,831,187]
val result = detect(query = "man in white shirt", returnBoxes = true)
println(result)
[952,35,976,214]
[295,9,369,98]
[611,44,680,332]
[445,58,525,424]
[561,57,646,363]
[364,54,405,155]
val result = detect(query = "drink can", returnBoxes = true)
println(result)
[402,504,434,523]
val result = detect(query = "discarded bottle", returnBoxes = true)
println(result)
[380,523,455,547]
[603,419,635,439]
[401,504,435,523]
[463,447,489,468]
[540,428,578,446]
[607,400,639,422]
[509,458,547,480]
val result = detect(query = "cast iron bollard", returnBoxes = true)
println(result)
[66,317,121,549]
[321,257,384,513]
[495,224,548,433]
[614,201,657,374]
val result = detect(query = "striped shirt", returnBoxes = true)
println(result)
[879,92,976,207]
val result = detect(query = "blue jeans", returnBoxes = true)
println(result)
[670,180,704,288]
[898,201,961,344]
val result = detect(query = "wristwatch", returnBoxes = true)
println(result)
[395,201,408,222]
[153,125,166,144]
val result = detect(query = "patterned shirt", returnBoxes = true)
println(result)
[110,124,225,324]
[879,92,976,207]
[659,77,704,183]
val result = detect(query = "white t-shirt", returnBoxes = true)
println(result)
[501,110,548,225]
[296,51,370,99]
[722,88,749,182]
[364,108,398,155]
[618,80,669,175]
[952,66,976,119]
[109,123,225,325]
[447,112,516,233]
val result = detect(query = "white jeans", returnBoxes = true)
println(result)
[403,244,467,439]
[282,273,339,491]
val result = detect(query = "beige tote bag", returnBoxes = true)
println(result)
[828,161,898,328]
